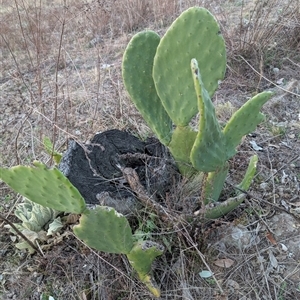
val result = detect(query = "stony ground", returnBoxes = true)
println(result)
[1,0,300,299]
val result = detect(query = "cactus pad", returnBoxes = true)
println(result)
[153,7,226,126]
[236,155,258,192]
[202,163,229,204]
[127,240,164,297]
[190,59,226,172]
[204,194,247,219]
[223,91,273,159]
[122,31,172,145]
[73,206,133,254]
[0,161,86,214]
[168,125,197,176]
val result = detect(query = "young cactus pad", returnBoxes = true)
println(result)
[73,206,133,254]
[236,155,258,192]
[223,91,273,159]
[190,59,227,172]
[203,155,258,218]
[0,161,86,214]
[153,7,226,126]
[127,240,164,297]
[122,31,172,145]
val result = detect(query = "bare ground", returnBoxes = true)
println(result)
[1,0,300,299]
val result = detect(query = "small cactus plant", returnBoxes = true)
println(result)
[122,6,273,217]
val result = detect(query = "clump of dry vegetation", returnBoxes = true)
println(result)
[1,1,300,299]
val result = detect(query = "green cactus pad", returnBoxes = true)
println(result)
[236,155,258,192]
[122,31,172,145]
[223,91,273,159]
[204,194,246,219]
[202,163,229,204]
[168,125,197,176]
[153,7,226,126]
[73,206,133,254]
[0,161,86,214]
[190,59,226,172]
[127,240,164,297]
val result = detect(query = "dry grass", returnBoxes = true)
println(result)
[1,0,300,299]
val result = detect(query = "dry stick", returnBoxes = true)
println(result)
[244,198,276,235]
[119,166,173,223]
[1,34,36,107]
[0,195,22,229]
[286,57,300,68]
[14,112,31,165]
[120,168,226,294]
[266,149,276,204]
[73,233,136,284]
[0,213,43,256]
[239,55,300,97]
[51,15,66,166]
[14,0,34,66]
[228,183,300,220]
[181,226,225,295]
[264,154,299,183]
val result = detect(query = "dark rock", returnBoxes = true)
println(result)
[59,129,179,214]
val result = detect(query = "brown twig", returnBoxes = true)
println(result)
[51,12,66,166]
[238,55,300,97]
[118,166,172,223]
[227,183,300,220]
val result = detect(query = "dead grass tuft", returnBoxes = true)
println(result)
[218,0,300,90]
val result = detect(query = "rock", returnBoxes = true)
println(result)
[59,129,179,215]
[214,224,260,251]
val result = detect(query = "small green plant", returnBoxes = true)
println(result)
[122,6,273,217]
[43,136,63,164]
[0,7,273,297]
[4,197,61,253]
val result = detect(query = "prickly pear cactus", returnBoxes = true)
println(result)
[127,240,164,297]
[153,7,226,126]
[203,194,247,219]
[122,7,227,175]
[73,206,134,254]
[122,6,273,212]
[0,161,86,214]
[167,126,197,175]
[236,155,258,192]
[202,163,229,204]
[122,31,172,145]
[203,155,258,218]
[43,136,62,164]
[190,59,226,172]
[223,91,273,159]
